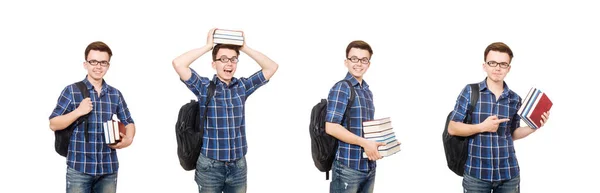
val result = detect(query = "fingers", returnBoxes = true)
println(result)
[377,142,386,147]
[496,118,511,124]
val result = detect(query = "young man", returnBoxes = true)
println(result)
[448,42,550,193]
[172,28,278,193]
[325,40,386,193]
[49,41,136,193]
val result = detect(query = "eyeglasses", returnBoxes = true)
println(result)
[87,60,110,67]
[215,56,238,63]
[347,56,370,64]
[486,61,510,69]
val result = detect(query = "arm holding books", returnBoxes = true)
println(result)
[49,98,93,131]
[172,28,216,81]
[449,115,510,137]
[513,111,549,140]
[325,122,386,161]
[239,33,278,80]
[109,123,135,149]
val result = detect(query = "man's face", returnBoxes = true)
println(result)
[84,50,110,81]
[344,48,371,79]
[212,48,238,83]
[483,50,511,83]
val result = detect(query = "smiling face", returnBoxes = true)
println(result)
[345,48,371,79]
[84,50,110,81]
[212,48,238,84]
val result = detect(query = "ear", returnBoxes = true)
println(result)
[83,62,87,69]
[212,61,217,69]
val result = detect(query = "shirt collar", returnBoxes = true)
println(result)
[82,75,108,93]
[212,74,238,87]
[479,77,510,96]
[344,72,369,89]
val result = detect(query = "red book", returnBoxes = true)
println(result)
[518,88,553,129]
[528,93,553,129]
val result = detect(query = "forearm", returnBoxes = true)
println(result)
[325,122,366,147]
[240,46,278,80]
[512,126,535,140]
[448,121,482,137]
[49,111,82,131]
[172,45,212,80]
[125,123,136,141]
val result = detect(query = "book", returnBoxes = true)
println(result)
[213,29,244,46]
[517,87,553,129]
[361,117,401,158]
[103,116,125,144]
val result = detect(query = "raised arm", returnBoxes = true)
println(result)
[172,28,216,81]
[239,32,278,80]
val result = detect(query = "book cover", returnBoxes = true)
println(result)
[362,117,401,158]
[103,119,126,144]
[518,87,552,129]
[213,29,244,46]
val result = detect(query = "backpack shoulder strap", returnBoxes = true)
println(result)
[465,84,480,124]
[199,81,217,132]
[74,81,91,142]
[341,80,355,128]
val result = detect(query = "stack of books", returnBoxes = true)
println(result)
[213,29,244,46]
[517,87,553,129]
[362,117,401,158]
[103,117,125,144]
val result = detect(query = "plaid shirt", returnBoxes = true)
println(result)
[326,73,376,172]
[450,78,522,181]
[183,68,268,162]
[49,76,134,176]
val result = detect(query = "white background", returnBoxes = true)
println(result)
[1,0,598,192]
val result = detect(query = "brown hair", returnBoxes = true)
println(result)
[84,41,113,61]
[346,40,373,58]
[212,44,241,61]
[484,42,513,62]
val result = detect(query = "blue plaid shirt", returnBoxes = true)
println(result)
[450,78,522,181]
[183,68,268,162]
[49,76,134,176]
[326,73,376,172]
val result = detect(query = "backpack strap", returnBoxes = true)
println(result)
[341,80,356,128]
[465,84,479,124]
[75,81,91,142]
[198,81,216,133]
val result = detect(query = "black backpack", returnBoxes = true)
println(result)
[443,84,479,176]
[54,81,90,157]
[310,80,355,180]
[176,81,216,171]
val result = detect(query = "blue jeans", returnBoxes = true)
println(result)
[66,167,118,193]
[195,153,247,193]
[329,161,376,193]
[462,174,520,193]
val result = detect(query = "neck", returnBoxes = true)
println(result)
[486,77,504,93]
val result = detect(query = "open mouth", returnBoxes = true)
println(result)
[224,69,233,74]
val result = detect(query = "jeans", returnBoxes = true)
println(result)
[66,167,117,193]
[195,153,247,193]
[463,174,520,193]
[329,161,376,193]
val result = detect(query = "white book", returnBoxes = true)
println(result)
[214,29,243,36]
[108,120,115,144]
[361,117,401,158]
[213,38,244,46]
[213,34,244,41]
[103,122,110,144]
[112,120,121,141]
